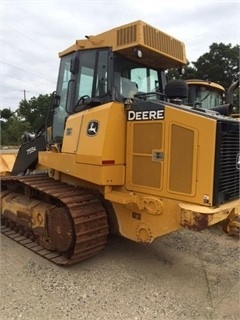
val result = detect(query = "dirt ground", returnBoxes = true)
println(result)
[0,223,239,320]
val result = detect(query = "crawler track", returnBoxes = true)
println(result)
[1,175,109,265]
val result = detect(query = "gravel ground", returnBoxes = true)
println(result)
[1,224,239,320]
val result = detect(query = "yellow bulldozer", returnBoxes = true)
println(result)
[1,21,239,265]
[185,78,239,116]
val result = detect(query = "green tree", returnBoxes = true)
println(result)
[193,43,239,89]
[17,94,52,132]
[0,108,13,120]
[1,94,52,146]
[0,112,31,146]
[166,61,198,80]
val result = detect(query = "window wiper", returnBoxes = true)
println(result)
[134,91,166,100]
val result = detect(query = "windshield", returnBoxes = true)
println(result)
[113,53,165,100]
[186,85,224,109]
[195,87,223,109]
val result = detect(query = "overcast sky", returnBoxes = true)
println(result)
[1,0,239,111]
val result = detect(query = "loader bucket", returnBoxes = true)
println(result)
[0,151,18,176]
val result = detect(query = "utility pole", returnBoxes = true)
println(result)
[23,89,26,100]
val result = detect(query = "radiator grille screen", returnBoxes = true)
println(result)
[214,121,240,205]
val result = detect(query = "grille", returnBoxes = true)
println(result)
[117,24,137,46]
[143,25,185,62]
[116,21,186,64]
[214,120,240,205]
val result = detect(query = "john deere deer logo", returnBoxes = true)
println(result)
[87,121,99,136]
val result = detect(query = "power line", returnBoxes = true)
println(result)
[2,38,58,70]
[1,58,57,84]
[2,23,54,53]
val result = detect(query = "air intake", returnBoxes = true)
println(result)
[114,21,187,68]
[117,24,137,46]
[143,24,185,62]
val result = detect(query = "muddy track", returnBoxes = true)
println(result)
[1,175,109,265]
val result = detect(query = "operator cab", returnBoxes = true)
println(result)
[52,48,166,143]
[51,20,187,145]
[184,79,225,109]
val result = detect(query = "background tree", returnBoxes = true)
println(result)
[166,61,198,80]
[1,94,52,146]
[17,94,52,132]
[167,43,239,88]
[193,43,239,113]
[192,43,239,89]
[0,108,14,142]
[0,111,31,146]
[0,108,13,121]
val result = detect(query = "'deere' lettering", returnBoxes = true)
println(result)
[127,110,164,121]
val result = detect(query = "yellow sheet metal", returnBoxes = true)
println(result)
[0,151,18,176]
